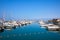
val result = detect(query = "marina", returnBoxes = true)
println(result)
[0,0,60,40]
[0,18,60,40]
[0,23,60,40]
[0,18,60,32]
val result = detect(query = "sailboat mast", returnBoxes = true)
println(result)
[2,10,5,22]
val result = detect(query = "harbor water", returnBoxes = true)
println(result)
[0,23,60,40]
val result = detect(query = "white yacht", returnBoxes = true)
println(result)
[3,21,18,29]
[39,20,48,27]
[39,20,60,31]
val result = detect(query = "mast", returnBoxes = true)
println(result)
[2,10,5,22]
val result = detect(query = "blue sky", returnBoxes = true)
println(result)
[0,0,60,20]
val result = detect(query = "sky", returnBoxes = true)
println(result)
[0,0,60,20]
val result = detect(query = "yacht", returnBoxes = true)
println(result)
[3,21,18,29]
[39,20,60,31]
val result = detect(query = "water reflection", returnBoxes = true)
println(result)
[47,30,60,33]
[40,26,60,34]
[12,26,16,29]
[0,23,60,40]
[0,29,4,33]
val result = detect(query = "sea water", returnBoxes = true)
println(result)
[0,23,60,40]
